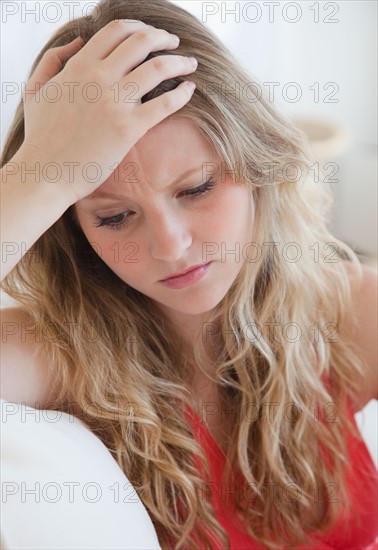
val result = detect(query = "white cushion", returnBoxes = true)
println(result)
[0,399,161,549]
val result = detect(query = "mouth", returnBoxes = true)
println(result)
[160,262,212,282]
[159,262,213,289]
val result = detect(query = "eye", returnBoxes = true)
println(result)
[93,178,216,231]
[179,178,216,199]
[94,211,130,231]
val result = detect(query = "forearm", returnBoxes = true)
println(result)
[1,148,74,282]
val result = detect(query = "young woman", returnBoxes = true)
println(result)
[1,0,377,548]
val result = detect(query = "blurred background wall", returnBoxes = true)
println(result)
[1,1,377,461]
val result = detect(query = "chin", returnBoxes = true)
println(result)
[164,286,230,316]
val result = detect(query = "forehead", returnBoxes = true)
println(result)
[91,117,218,198]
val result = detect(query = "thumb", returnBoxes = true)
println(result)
[24,37,85,101]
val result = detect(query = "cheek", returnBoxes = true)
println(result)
[75,217,141,277]
[75,210,126,266]
[208,185,253,241]
[98,236,144,277]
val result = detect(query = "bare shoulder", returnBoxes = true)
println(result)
[0,306,56,409]
[339,261,378,411]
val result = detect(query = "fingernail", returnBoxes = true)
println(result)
[188,57,198,68]
[185,81,196,94]
[171,34,180,45]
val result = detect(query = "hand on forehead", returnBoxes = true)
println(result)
[85,117,219,200]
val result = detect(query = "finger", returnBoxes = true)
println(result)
[24,38,84,100]
[103,28,181,80]
[137,81,196,135]
[79,19,148,60]
[123,55,197,99]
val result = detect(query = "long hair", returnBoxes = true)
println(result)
[1,0,367,547]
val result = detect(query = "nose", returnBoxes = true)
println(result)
[148,209,192,262]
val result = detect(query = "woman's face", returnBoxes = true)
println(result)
[74,117,254,319]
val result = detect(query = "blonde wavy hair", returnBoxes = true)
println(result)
[1,0,368,548]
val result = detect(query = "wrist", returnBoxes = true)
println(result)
[5,143,77,208]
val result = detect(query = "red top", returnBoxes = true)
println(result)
[183,397,378,549]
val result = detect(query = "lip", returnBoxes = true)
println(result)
[160,262,212,289]
[160,262,211,281]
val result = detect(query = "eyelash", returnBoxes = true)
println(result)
[93,178,216,231]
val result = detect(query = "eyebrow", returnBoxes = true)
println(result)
[84,166,204,201]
